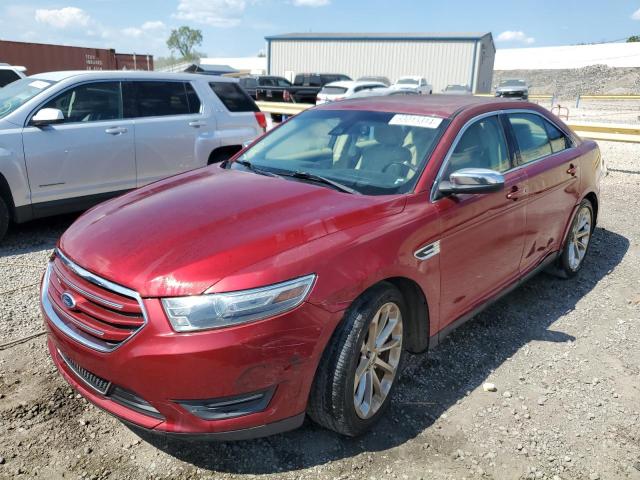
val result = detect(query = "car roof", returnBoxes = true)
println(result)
[324,80,385,89]
[315,94,523,118]
[30,70,238,83]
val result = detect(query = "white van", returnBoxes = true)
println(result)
[0,71,266,240]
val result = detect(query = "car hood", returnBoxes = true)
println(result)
[59,167,406,297]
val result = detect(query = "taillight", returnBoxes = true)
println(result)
[254,112,267,133]
[283,90,291,102]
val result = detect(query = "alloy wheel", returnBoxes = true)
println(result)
[568,206,592,271]
[353,302,403,419]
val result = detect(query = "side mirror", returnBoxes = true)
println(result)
[439,168,505,195]
[31,108,64,127]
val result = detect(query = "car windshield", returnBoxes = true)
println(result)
[446,85,467,91]
[397,79,418,85]
[231,109,446,195]
[0,77,55,119]
[500,80,526,87]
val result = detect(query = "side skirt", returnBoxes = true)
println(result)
[428,252,559,350]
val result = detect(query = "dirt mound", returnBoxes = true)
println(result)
[494,65,640,98]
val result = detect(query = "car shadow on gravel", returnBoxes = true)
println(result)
[132,226,629,475]
[0,214,78,259]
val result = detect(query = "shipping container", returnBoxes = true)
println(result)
[0,40,153,75]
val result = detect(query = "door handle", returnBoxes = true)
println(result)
[567,164,577,176]
[506,186,520,201]
[105,126,127,135]
[189,120,207,128]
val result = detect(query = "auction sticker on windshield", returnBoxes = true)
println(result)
[29,80,50,89]
[389,114,443,129]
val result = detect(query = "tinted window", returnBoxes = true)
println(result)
[446,116,510,177]
[508,113,552,164]
[544,120,570,153]
[42,81,122,123]
[209,81,259,112]
[240,78,257,88]
[129,81,191,117]
[275,78,291,87]
[259,78,276,87]
[185,83,201,114]
[0,70,20,88]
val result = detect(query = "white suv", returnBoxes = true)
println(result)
[0,64,27,87]
[0,71,266,240]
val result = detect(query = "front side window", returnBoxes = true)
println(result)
[445,116,511,177]
[275,78,292,87]
[41,81,122,123]
[508,113,552,164]
[233,109,446,195]
[544,120,571,153]
[0,77,55,119]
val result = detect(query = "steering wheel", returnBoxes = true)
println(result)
[382,162,418,174]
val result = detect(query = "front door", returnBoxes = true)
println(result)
[22,81,136,207]
[434,114,527,329]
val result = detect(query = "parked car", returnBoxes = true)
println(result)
[42,95,602,440]
[240,73,352,105]
[442,84,472,95]
[0,71,266,241]
[0,63,27,87]
[357,76,391,86]
[316,81,386,105]
[239,75,293,102]
[391,76,433,95]
[495,79,529,99]
[350,87,420,99]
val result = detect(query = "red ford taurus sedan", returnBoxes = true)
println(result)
[41,96,603,439]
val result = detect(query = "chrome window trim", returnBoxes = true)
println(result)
[42,249,148,353]
[430,108,577,202]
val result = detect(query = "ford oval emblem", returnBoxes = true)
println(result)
[61,292,77,309]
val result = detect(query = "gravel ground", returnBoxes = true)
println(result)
[0,141,639,480]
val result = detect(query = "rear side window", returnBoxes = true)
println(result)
[321,86,348,95]
[128,81,191,117]
[544,120,571,153]
[209,81,259,112]
[42,81,122,123]
[0,70,20,87]
[508,113,552,164]
[184,83,201,114]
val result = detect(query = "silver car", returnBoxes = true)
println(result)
[0,71,265,240]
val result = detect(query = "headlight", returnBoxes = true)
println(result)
[161,274,316,332]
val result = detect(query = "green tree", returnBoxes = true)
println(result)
[167,26,203,60]
[627,35,640,43]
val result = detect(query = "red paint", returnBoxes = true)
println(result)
[43,96,601,436]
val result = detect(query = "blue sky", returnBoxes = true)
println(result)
[1,0,640,58]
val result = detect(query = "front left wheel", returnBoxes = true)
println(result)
[307,283,406,437]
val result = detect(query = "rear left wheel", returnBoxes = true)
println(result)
[558,200,593,277]
[307,283,406,436]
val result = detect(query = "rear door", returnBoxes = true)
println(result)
[22,80,136,208]
[125,80,205,186]
[505,112,581,273]
[435,114,527,328]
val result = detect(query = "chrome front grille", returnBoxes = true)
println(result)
[42,250,147,353]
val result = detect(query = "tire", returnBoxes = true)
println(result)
[558,200,594,278]
[307,282,407,437]
[0,196,9,242]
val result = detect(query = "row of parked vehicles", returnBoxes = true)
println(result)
[2,67,595,443]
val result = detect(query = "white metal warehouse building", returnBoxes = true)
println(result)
[265,32,496,94]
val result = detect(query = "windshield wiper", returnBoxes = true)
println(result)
[279,171,359,195]
[232,159,280,178]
